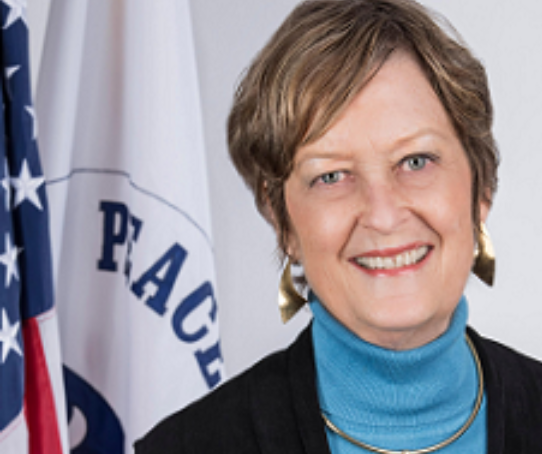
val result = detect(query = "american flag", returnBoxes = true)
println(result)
[0,1,68,452]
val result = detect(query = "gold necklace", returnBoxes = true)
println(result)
[321,334,484,454]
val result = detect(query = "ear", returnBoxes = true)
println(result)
[261,180,279,228]
[479,198,490,224]
[262,179,300,261]
[285,231,301,263]
[262,186,297,260]
[262,200,278,230]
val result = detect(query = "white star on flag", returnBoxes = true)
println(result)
[25,106,38,140]
[11,159,44,210]
[0,233,20,287]
[5,65,19,81]
[0,308,22,363]
[4,66,20,101]
[1,160,10,210]
[1,0,27,29]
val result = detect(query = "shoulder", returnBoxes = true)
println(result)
[469,327,542,387]
[133,352,286,454]
[469,326,542,450]
[134,327,314,454]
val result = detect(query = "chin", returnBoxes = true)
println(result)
[353,300,452,348]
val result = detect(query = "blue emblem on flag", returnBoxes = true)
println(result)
[65,366,125,454]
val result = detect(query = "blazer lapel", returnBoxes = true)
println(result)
[288,326,332,454]
[248,325,330,454]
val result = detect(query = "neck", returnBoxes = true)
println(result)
[311,296,479,440]
[352,318,453,351]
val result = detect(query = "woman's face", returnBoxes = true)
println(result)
[284,51,488,350]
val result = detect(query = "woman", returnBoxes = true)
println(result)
[135,0,542,452]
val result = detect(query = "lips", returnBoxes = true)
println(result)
[354,244,431,271]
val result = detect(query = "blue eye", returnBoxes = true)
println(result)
[319,171,342,184]
[404,155,428,171]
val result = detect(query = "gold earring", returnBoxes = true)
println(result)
[473,223,495,286]
[278,258,307,323]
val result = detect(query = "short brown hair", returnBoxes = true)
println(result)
[228,0,499,256]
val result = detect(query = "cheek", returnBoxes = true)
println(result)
[425,174,475,264]
[415,162,473,228]
[428,195,472,233]
[285,191,356,260]
[435,201,475,258]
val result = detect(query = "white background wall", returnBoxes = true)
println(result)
[29,1,542,378]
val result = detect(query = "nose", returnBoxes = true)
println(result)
[358,179,408,234]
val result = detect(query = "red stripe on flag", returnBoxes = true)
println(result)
[22,318,63,454]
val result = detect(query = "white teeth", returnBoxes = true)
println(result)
[355,246,429,271]
[416,249,425,261]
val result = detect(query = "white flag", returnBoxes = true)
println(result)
[36,1,225,452]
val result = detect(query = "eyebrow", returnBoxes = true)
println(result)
[294,150,353,171]
[295,127,449,167]
[393,128,449,147]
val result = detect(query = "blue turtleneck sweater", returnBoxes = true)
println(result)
[311,295,487,453]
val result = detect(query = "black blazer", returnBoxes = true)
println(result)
[135,326,542,454]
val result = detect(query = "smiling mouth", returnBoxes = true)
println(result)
[354,245,431,271]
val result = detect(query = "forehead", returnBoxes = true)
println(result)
[296,51,459,160]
